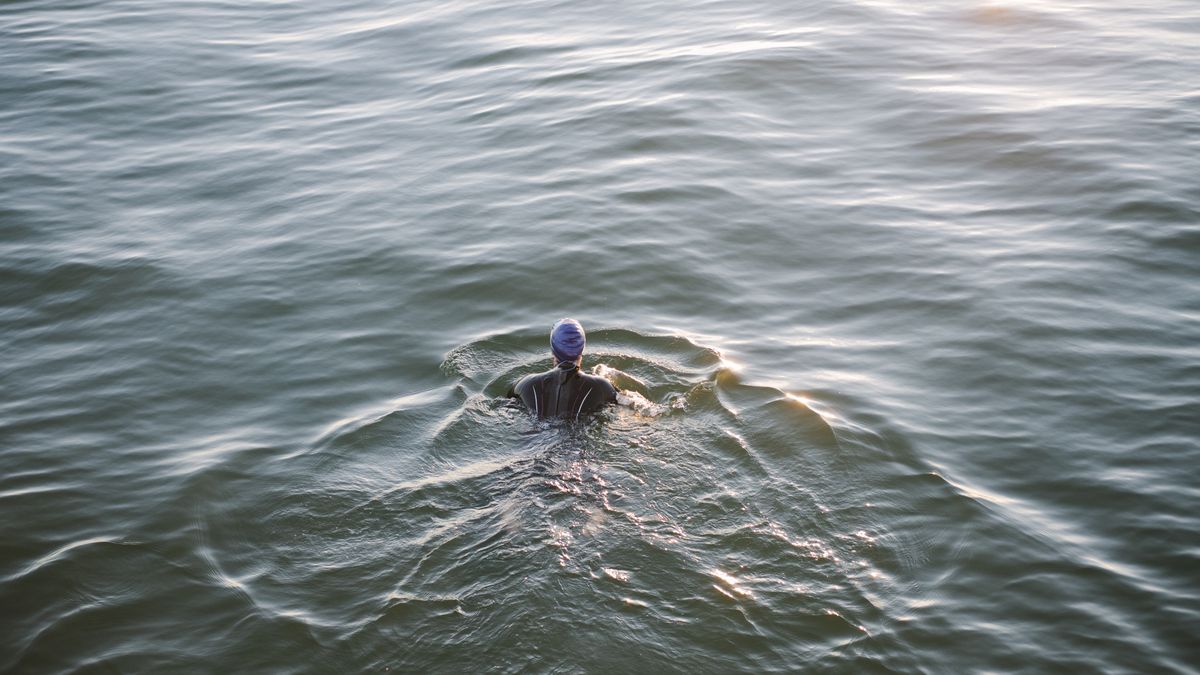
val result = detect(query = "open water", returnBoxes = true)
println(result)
[2,0,1198,672]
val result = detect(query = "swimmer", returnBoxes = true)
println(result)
[509,318,617,419]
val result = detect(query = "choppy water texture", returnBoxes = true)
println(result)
[2,0,1199,672]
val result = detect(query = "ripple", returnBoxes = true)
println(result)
[3,0,1198,670]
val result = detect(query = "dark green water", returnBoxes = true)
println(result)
[2,0,1198,672]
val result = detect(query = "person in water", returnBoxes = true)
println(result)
[509,318,617,419]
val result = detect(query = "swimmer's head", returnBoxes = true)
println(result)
[550,318,586,364]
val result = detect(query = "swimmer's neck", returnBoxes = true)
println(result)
[553,357,583,370]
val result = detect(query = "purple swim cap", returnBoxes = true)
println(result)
[550,318,586,362]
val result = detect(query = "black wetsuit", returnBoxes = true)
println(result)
[509,362,617,419]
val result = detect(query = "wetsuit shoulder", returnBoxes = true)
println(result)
[512,371,549,409]
[579,372,618,402]
[509,372,536,398]
[516,369,549,396]
[572,372,618,416]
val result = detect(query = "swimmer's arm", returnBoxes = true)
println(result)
[590,365,635,407]
[592,364,645,392]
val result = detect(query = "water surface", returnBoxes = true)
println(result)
[2,0,1198,672]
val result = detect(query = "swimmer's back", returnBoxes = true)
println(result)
[510,363,617,419]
